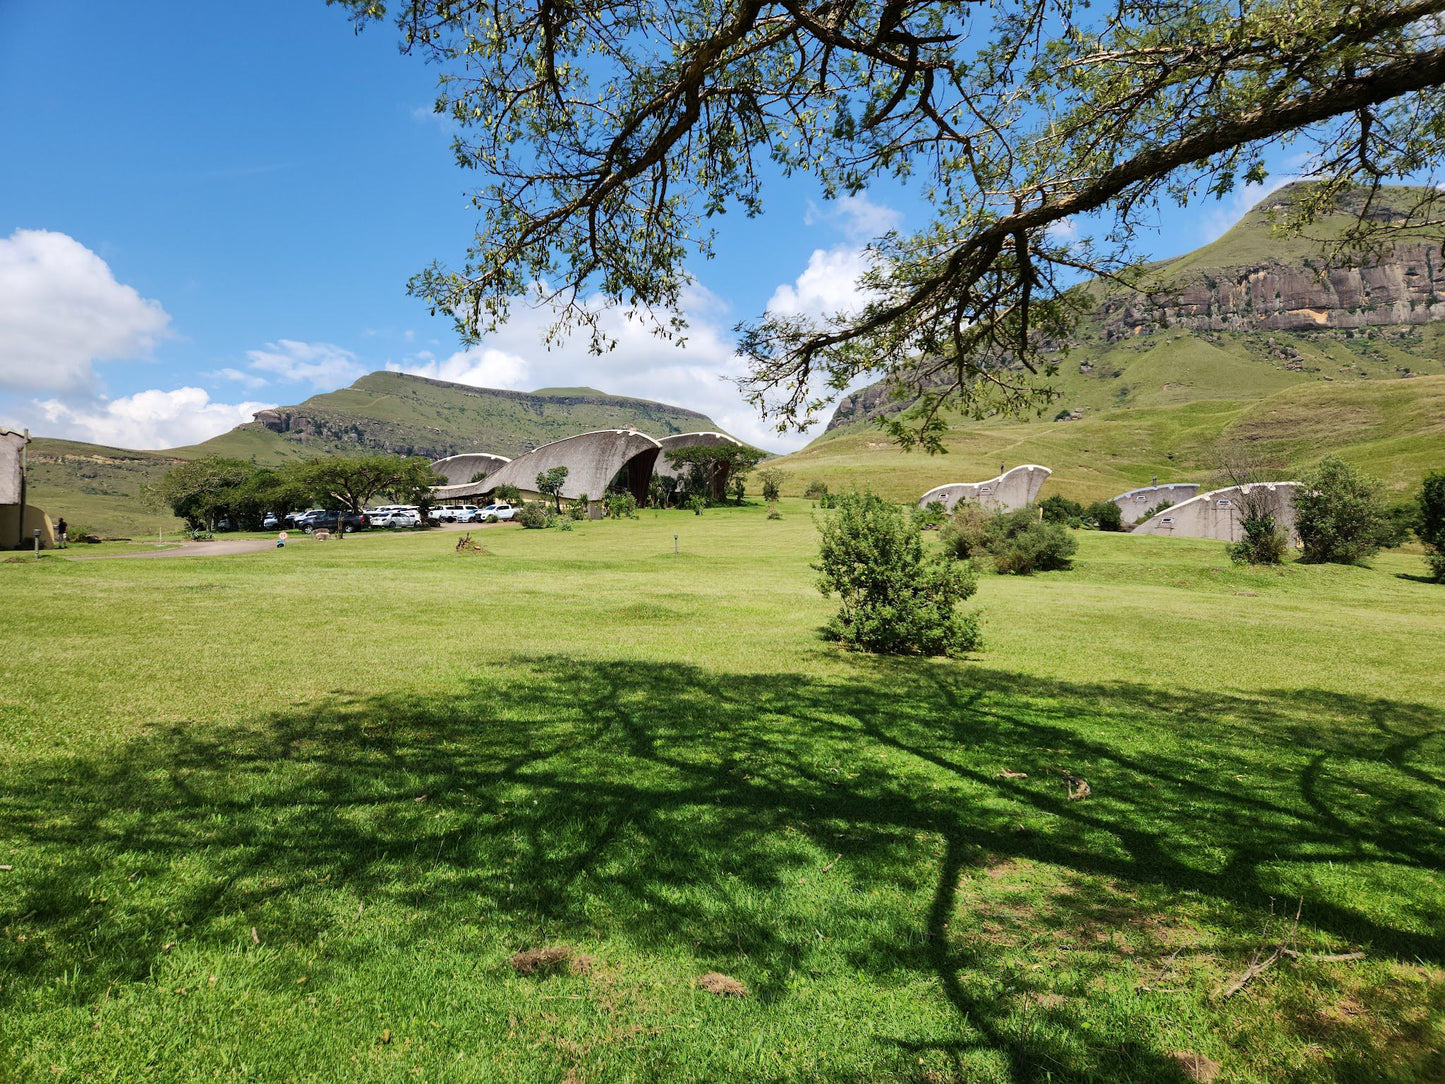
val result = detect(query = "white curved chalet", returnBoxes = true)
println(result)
[919,465,1052,513]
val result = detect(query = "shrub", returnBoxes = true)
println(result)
[604,491,639,519]
[1295,456,1387,565]
[1229,505,1288,565]
[911,499,948,530]
[815,492,981,656]
[1085,500,1123,532]
[939,503,992,559]
[759,468,786,502]
[766,504,782,520]
[493,484,523,504]
[817,492,838,509]
[991,521,1078,574]
[686,494,707,515]
[515,502,551,529]
[803,480,830,501]
[1040,494,1085,524]
[568,493,591,520]
[1419,470,1445,581]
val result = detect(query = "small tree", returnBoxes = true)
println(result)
[152,457,255,531]
[493,483,523,503]
[1085,500,1123,532]
[1229,501,1288,566]
[815,492,980,656]
[1295,456,1388,565]
[290,454,443,515]
[1419,470,1445,582]
[535,465,569,511]
[758,467,786,503]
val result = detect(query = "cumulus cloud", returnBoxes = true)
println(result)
[386,345,531,390]
[246,339,364,388]
[804,193,903,239]
[36,387,273,450]
[0,229,171,395]
[766,245,877,320]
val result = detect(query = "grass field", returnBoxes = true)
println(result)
[1,505,1442,1082]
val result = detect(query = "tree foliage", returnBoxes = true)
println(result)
[815,491,980,655]
[1294,455,1388,565]
[335,0,1445,444]
[150,457,256,531]
[663,443,767,504]
[1418,470,1445,581]
[535,465,569,510]
[293,455,443,514]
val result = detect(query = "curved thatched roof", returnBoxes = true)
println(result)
[0,428,25,506]
[481,429,662,503]
[432,452,513,485]
[919,465,1052,513]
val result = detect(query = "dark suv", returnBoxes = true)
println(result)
[297,510,369,533]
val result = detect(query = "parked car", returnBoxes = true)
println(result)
[432,504,483,523]
[480,502,518,522]
[373,508,422,528]
[298,510,369,533]
[285,510,317,528]
[262,512,280,529]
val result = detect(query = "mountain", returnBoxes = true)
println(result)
[188,371,725,463]
[25,373,728,536]
[793,184,1445,501]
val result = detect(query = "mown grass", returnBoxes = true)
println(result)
[1,504,1442,1082]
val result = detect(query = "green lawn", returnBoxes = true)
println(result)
[1,505,1441,1082]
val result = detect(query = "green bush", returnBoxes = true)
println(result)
[1419,470,1445,581]
[1085,500,1123,532]
[568,493,591,521]
[815,492,981,656]
[604,492,639,519]
[803,480,829,501]
[1229,505,1288,565]
[686,494,707,515]
[1040,494,1085,524]
[515,502,551,529]
[911,499,948,530]
[766,504,783,520]
[939,503,993,559]
[992,521,1078,574]
[1294,456,1388,565]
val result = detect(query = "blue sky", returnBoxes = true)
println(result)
[0,1,1280,452]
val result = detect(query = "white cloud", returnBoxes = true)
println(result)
[0,229,171,395]
[206,366,269,390]
[766,245,876,320]
[386,345,531,389]
[245,339,364,388]
[804,193,903,239]
[35,387,273,450]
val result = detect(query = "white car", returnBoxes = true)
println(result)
[480,502,518,522]
[374,508,422,528]
[432,504,483,523]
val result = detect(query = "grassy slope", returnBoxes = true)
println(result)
[781,359,1445,503]
[0,508,1441,1082]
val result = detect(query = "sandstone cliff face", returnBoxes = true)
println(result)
[1099,240,1445,337]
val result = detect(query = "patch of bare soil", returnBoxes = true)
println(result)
[1168,1051,1221,1081]
[510,945,574,976]
[696,972,748,997]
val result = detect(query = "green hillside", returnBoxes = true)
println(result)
[181,371,729,464]
[777,373,1445,504]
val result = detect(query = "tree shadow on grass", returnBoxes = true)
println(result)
[1,659,1441,1081]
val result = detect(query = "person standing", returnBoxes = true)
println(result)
[55,517,68,548]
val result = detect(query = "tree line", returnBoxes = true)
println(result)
[146,454,445,531]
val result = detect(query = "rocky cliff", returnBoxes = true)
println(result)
[1098,239,1445,339]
